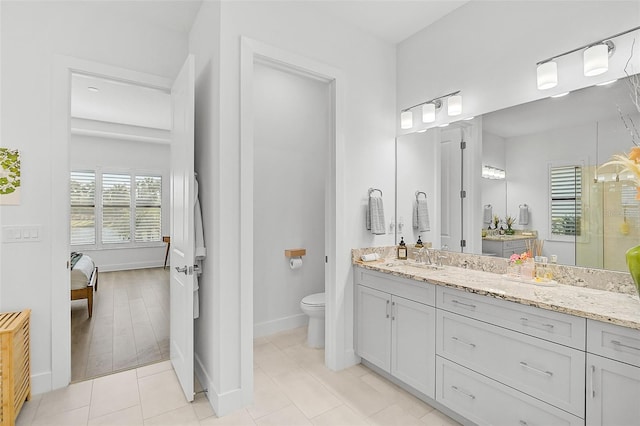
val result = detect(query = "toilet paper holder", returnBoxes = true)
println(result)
[284,248,306,258]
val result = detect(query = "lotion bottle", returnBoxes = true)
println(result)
[397,237,407,260]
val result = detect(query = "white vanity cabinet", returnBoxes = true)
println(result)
[586,320,640,426]
[355,268,436,398]
[436,286,585,424]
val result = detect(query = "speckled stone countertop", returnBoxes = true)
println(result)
[482,235,536,241]
[352,248,640,331]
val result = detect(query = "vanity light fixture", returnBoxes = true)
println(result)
[535,25,639,90]
[482,165,506,180]
[399,90,462,129]
[400,110,413,129]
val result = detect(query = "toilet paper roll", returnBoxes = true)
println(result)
[290,258,303,269]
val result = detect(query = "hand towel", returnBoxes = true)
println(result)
[366,196,386,235]
[412,199,430,232]
[361,253,380,262]
[519,204,529,225]
[483,205,493,224]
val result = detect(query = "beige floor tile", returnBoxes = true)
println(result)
[310,404,370,426]
[34,380,93,420]
[138,369,189,419]
[32,406,90,426]
[192,393,216,420]
[85,351,114,378]
[271,367,341,419]
[15,394,42,426]
[282,343,325,369]
[143,404,199,425]
[90,369,140,420]
[199,408,257,426]
[247,368,292,420]
[368,404,426,426]
[254,343,300,377]
[266,327,307,350]
[136,360,173,379]
[254,405,312,426]
[88,405,144,426]
[420,409,462,426]
[343,363,371,378]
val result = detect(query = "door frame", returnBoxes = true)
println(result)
[51,55,172,389]
[239,37,351,401]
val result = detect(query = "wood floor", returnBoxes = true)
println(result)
[71,267,170,382]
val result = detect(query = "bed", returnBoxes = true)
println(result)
[70,253,98,318]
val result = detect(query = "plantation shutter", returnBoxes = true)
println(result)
[135,176,162,242]
[70,171,96,245]
[102,173,131,243]
[550,166,581,236]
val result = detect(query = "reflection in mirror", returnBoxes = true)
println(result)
[480,74,640,271]
[396,75,640,272]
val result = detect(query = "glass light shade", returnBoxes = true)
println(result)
[400,110,413,129]
[536,61,558,90]
[584,44,608,77]
[448,95,462,116]
[422,103,436,123]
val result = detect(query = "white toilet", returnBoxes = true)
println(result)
[300,292,325,348]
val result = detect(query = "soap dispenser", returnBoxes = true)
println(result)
[415,236,423,248]
[397,237,407,260]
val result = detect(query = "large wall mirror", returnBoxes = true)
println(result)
[396,73,640,273]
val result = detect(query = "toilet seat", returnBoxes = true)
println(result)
[301,292,325,307]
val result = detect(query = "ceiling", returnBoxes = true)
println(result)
[71,0,469,129]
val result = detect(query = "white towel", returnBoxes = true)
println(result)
[366,196,386,235]
[361,253,380,262]
[194,176,206,319]
[519,204,529,225]
[413,199,430,232]
[483,205,492,224]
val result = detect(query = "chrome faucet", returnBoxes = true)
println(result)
[414,247,431,265]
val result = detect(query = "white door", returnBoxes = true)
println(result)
[170,55,196,402]
[440,127,463,251]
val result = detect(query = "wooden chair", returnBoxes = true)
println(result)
[71,267,98,318]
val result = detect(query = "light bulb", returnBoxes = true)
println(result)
[422,103,436,123]
[584,44,609,77]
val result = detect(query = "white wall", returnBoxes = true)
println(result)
[397,1,640,133]
[252,62,328,337]
[0,1,188,394]
[70,135,170,271]
[189,0,396,415]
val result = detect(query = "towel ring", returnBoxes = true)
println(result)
[519,204,528,208]
[485,204,492,208]
[368,188,383,197]
[415,191,427,200]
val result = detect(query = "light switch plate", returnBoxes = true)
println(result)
[2,225,43,243]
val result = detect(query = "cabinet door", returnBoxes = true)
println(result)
[586,353,640,426]
[391,295,436,398]
[356,285,391,372]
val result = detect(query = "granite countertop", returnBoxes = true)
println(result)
[353,258,640,330]
[482,235,536,241]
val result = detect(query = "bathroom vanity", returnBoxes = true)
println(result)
[352,254,640,426]
[481,235,536,258]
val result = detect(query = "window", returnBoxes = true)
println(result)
[550,165,582,236]
[71,170,163,247]
[102,173,131,243]
[70,171,96,245]
[135,176,162,242]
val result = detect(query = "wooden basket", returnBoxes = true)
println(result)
[0,310,31,426]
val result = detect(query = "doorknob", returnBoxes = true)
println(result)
[175,266,188,274]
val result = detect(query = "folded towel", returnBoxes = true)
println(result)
[413,199,430,232]
[366,196,386,235]
[483,205,492,224]
[519,204,529,225]
[361,253,380,262]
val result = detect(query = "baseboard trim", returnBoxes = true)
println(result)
[194,353,243,417]
[253,313,308,338]
[31,371,53,395]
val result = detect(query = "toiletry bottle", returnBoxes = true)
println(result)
[415,236,423,248]
[397,237,407,260]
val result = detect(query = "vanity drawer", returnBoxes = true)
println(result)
[436,356,584,426]
[587,319,640,368]
[354,267,435,306]
[437,310,585,416]
[503,239,527,251]
[437,286,586,349]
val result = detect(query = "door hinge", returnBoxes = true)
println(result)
[460,140,466,150]
[460,239,466,248]
[325,256,328,263]
[460,190,466,199]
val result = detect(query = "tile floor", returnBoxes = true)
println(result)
[71,268,170,382]
[18,327,461,425]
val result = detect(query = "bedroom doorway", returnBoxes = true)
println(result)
[66,68,174,383]
[51,56,190,389]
